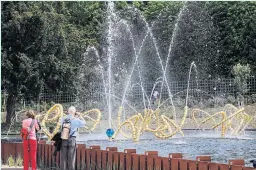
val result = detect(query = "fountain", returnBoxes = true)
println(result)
[79,1,254,142]
[1,2,255,167]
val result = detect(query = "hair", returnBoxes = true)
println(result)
[68,106,76,114]
[26,110,35,119]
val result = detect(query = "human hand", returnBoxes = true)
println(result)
[75,112,81,116]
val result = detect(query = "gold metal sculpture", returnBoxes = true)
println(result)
[112,104,252,141]
[39,104,64,140]
[79,109,101,131]
[112,106,188,141]
[35,103,251,142]
[36,104,101,140]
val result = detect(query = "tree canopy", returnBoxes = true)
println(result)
[1,1,256,123]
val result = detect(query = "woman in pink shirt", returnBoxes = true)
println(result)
[22,110,40,170]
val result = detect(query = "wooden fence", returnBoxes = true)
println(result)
[1,141,254,170]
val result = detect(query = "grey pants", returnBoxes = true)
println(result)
[60,137,76,170]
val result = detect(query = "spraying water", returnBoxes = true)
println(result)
[84,2,191,130]
[86,47,109,106]
[185,61,197,107]
[106,2,117,128]
[160,2,188,120]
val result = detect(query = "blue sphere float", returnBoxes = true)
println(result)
[106,128,114,138]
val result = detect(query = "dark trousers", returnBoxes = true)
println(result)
[60,137,76,170]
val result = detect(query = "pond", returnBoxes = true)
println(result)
[78,130,256,166]
[2,130,255,166]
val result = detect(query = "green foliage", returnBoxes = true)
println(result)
[1,1,256,122]
[232,63,251,94]
[7,155,15,167]
[15,155,23,167]
[170,2,221,81]
[207,2,256,76]
[1,1,105,123]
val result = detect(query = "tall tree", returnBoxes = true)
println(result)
[1,2,105,123]
[207,2,256,76]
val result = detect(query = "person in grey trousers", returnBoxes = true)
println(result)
[60,106,86,170]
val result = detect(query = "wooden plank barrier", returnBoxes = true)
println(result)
[198,161,209,170]
[80,147,86,170]
[145,151,158,157]
[209,162,219,170]
[45,144,49,167]
[170,153,183,159]
[231,165,244,170]
[113,152,120,170]
[242,167,254,170]
[96,150,102,170]
[147,155,155,170]
[56,151,60,168]
[101,150,108,170]
[91,148,97,170]
[139,155,147,170]
[107,151,115,170]
[125,153,132,170]
[76,144,85,170]
[188,160,198,170]
[162,157,170,170]
[2,142,255,170]
[229,160,245,166]
[197,156,211,162]
[1,143,4,163]
[106,147,118,151]
[119,152,126,170]
[154,156,162,170]
[180,159,189,170]
[15,143,23,160]
[171,158,180,170]
[2,143,16,164]
[124,149,136,154]
[41,144,45,167]
[219,163,230,170]
[85,148,91,170]
[132,154,140,170]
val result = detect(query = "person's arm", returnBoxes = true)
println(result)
[77,118,86,128]
[35,120,40,131]
[22,120,26,128]
[59,117,63,131]
[38,121,41,130]
[74,112,86,128]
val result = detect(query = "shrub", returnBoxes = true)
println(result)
[15,155,23,167]
[7,155,15,167]
[232,63,251,95]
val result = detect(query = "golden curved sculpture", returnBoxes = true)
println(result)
[35,104,101,140]
[112,106,188,141]
[79,109,101,131]
[40,104,64,140]
[112,104,252,141]
[35,103,251,141]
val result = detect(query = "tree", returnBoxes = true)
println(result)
[169,2,221,81]
[232,63,251,95]
[1,2,105,123]
[207,2,256,76]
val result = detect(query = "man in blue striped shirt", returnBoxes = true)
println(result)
[60,106,86,170]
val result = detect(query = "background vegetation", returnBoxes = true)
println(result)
[1,1,256,124]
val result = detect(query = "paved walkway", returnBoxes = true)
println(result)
[1,168,23,170]
[1,167,41,170]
